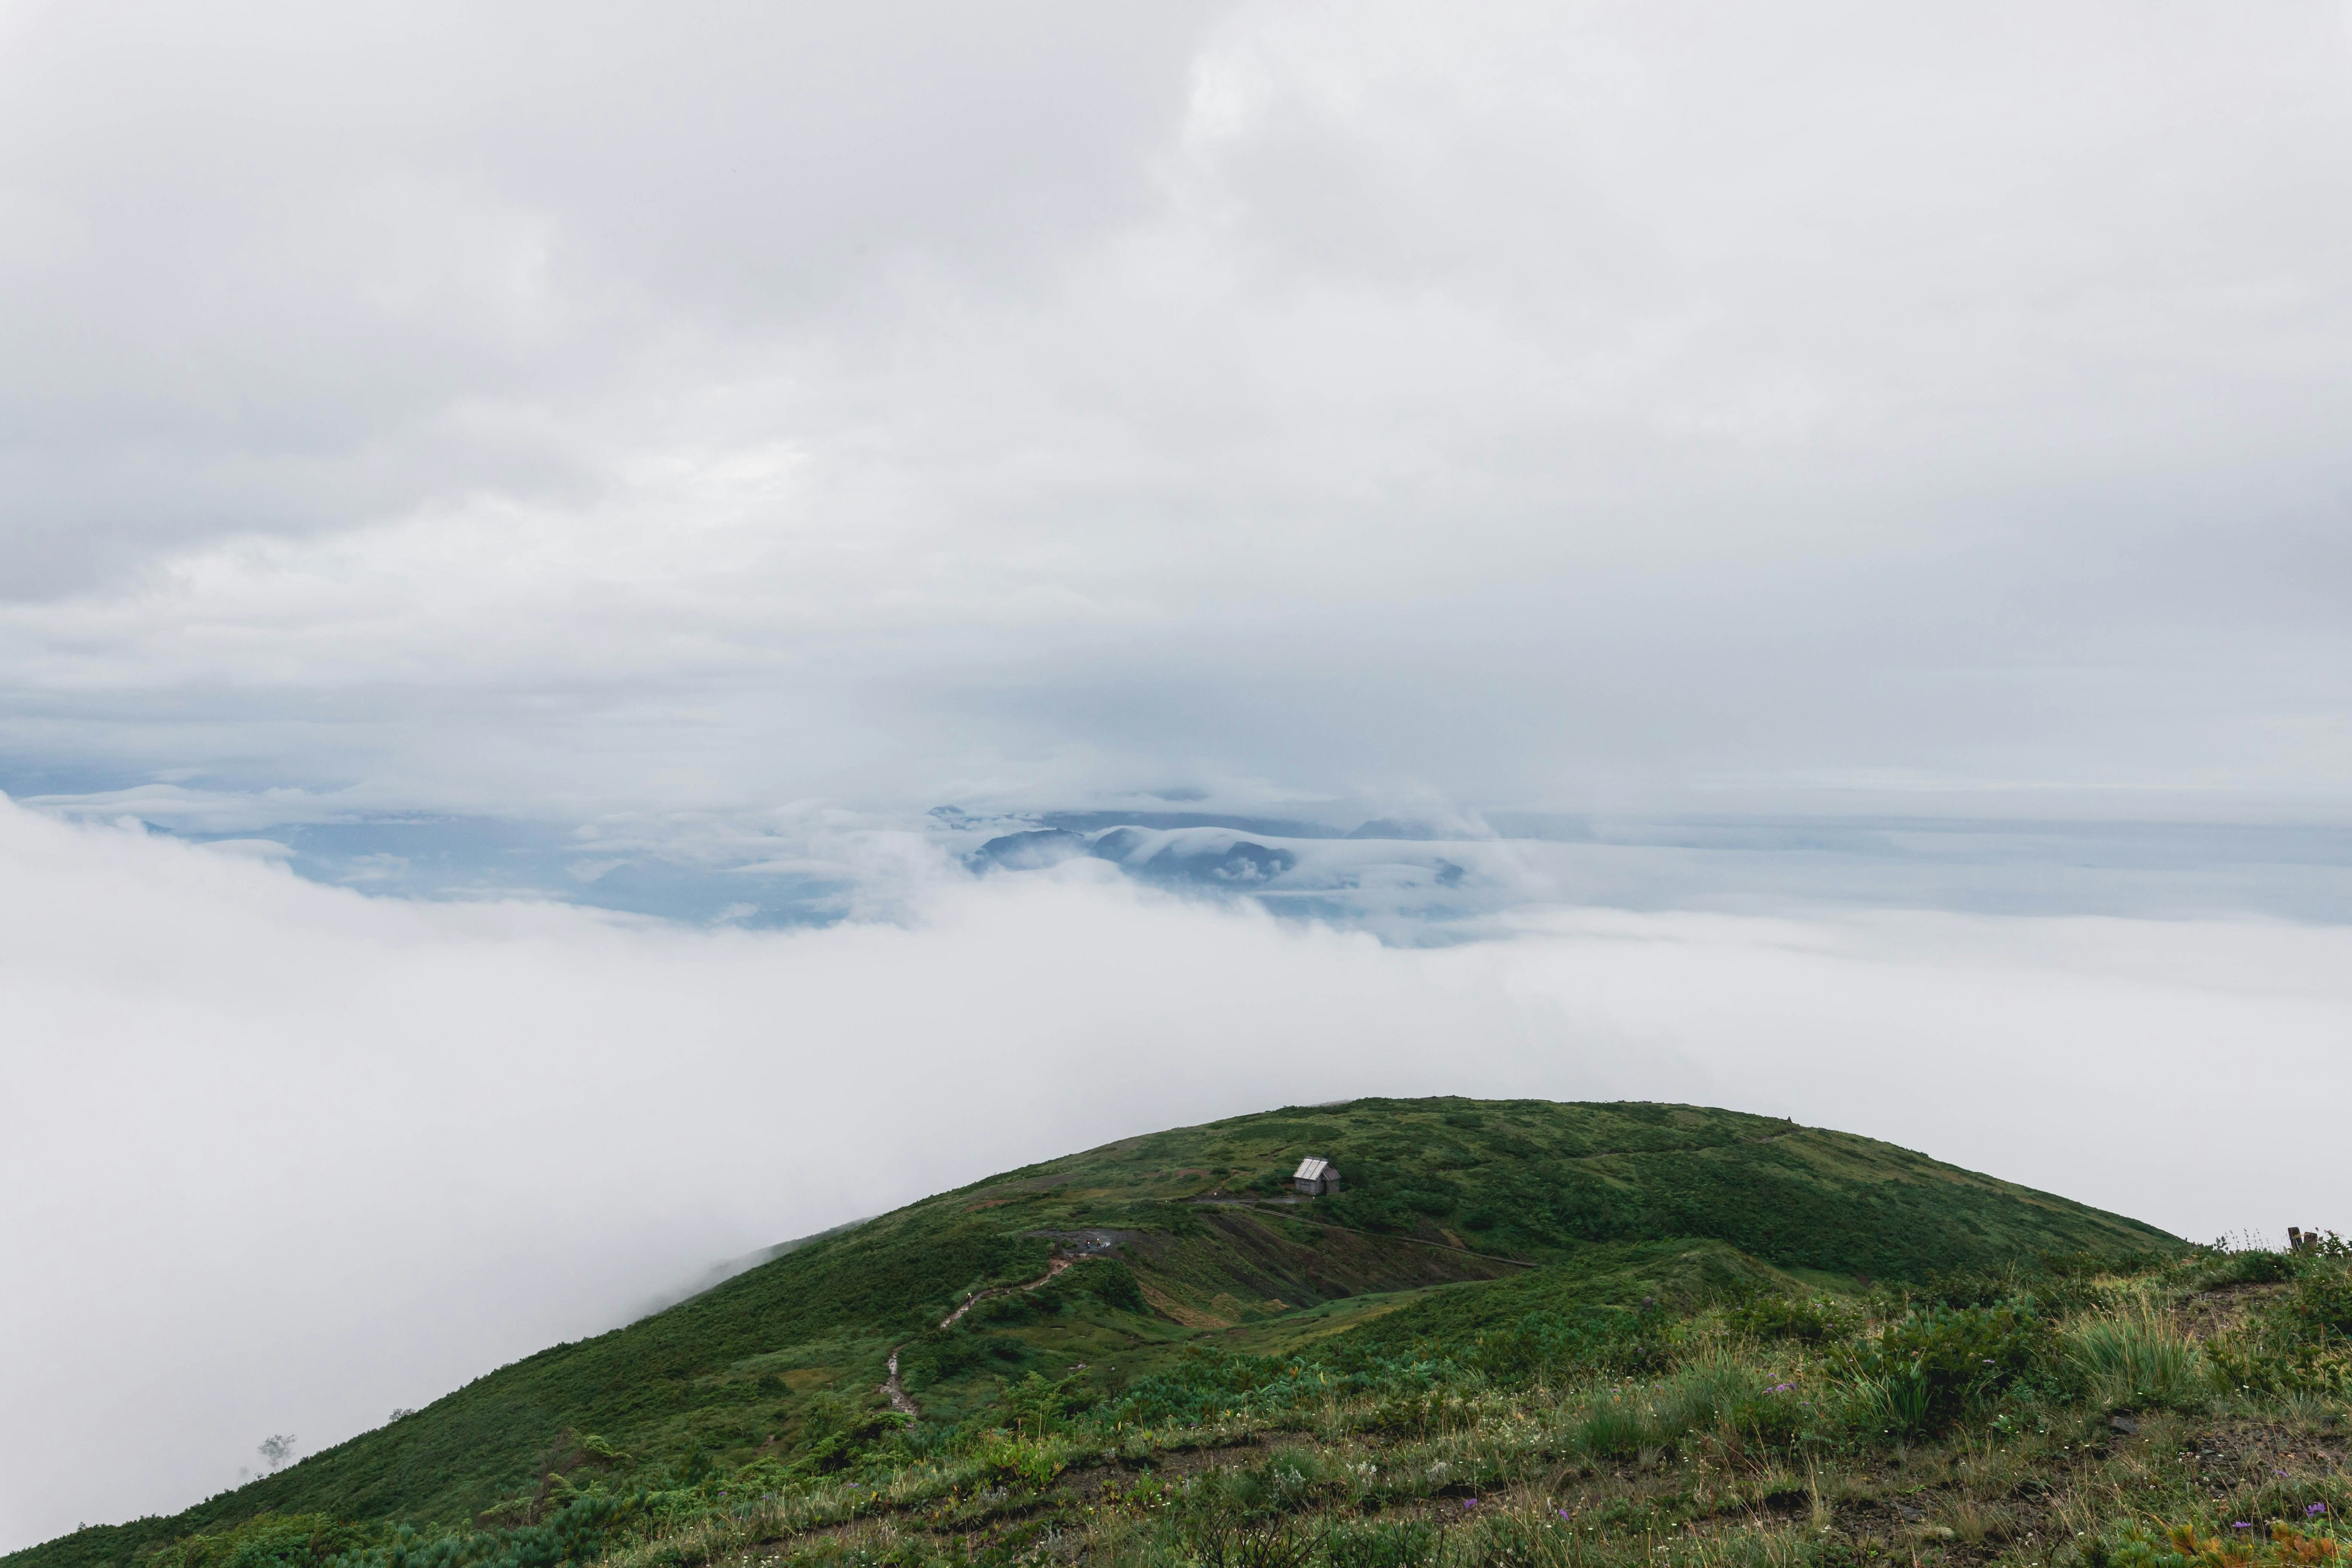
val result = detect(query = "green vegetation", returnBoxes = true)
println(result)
[12,1097,2197,1568]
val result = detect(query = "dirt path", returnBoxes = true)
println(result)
[938,1253,1092,1329]
[878,1254,1102,1419]
[880,1349,918,1417]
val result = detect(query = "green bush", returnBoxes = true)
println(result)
[997,1371,1091,1436]
[1462,1306,1681,1384]
[145,1515,366,1568]
[1175,1516,1314,1568]
[1322,1518,1440,1568]
[1360,1389,1460,1439]
[1327,1194,1412,1234]
[320,1493,643,1568]
[1031,1259,1147,1316]
[971,1433,1065,1493]
[792,1395,908,1476]
[901,1327,992,1387]
[1727,1294,1860,1344]
[1848,1303,2052,1430]
[2291,1270,2352,1340]
[2220,1251,2299,1286]
[2206,1275,2352,1396]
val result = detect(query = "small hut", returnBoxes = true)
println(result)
[1292,1157,1342,1196]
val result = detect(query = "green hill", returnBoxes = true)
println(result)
[15,1098,2177,1568]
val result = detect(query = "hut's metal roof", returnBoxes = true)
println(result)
[1293,1157,1332,1180]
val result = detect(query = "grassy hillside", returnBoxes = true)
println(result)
[13,1098,2177,1568]
[1056,1098,2168,1280]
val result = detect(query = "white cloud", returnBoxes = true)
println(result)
[5,799,2348,1547]
[195,837,296,862]
[21,784,374,832]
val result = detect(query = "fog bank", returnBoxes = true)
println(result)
[4,802,2345,1547]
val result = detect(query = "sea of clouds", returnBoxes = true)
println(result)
[7,799,2349,1547]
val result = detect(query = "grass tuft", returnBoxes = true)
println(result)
[2068,1304,2215,1411]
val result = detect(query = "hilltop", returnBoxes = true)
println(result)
[14,1098,2182,1568]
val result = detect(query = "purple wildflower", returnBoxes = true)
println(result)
[1559,1510,1574,1522]
[1463,1498,1478,1510]
[2233,1523,2255,1530]
[2311,1505,2329,1517]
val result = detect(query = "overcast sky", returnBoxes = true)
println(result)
[6,0,2351,845]
[5,0,2352,1549]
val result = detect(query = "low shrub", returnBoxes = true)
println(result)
[900,1326,992,1387]
[1322,1517,1441,1568]
[970,1432,1066,1493]
[321,1494,645,1568]
[1177,1518,1315,1568]
[1845,1303,2052,1431]
[998,1371,1090,1436]
[1360,1388,1462,1439]
[1464,1306,1683,1384]
[2087,1520,2351,1568]
[2291,1270,2352,1341]
[2217,1251,2301,1286]
[145,1515,368,1568]
[794,1395,911,1475]
[1728,1294,1860,1344]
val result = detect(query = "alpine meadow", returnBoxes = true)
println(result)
[21,1097,2351,1568]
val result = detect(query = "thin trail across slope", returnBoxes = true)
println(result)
[938,1254,1089,1329]
[878,1254,1101,1418]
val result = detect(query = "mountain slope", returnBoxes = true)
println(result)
[15,1098,2176,1568]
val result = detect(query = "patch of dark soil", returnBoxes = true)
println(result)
[1129,1440,1270,1477]
[1027,1229,1140,1255]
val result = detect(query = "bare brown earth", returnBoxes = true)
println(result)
[1117,1206,1523,1330]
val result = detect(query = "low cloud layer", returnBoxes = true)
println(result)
[6,801,2348,1548]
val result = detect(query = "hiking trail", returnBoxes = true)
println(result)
[878,1253,1102,1418]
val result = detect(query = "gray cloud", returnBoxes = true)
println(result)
[0,1,1221,591]
[0,1,2348,848]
